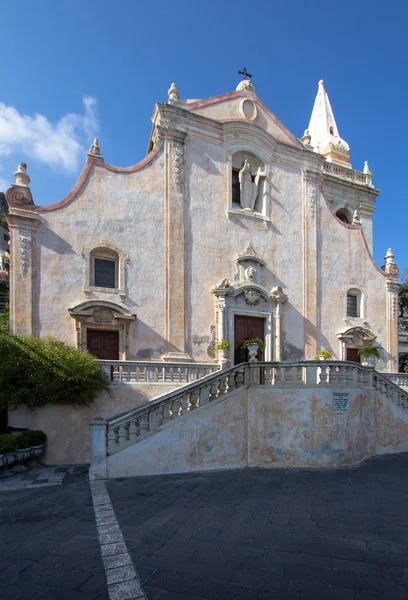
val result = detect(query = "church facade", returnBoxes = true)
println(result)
[5,77,400,371]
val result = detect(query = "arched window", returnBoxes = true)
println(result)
[336,208,352,224]
[90,248,119,289]
[346,289,362,318]
[83,244,128,301]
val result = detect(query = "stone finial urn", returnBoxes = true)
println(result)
[247,343,259,362]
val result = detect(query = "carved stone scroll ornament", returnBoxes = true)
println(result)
[20,230,31,278]
[172,143,184,192]
[244,289,261,305]
[306,180,317,219]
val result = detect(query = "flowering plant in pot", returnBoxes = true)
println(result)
[315,349,333,360]
[241,338,265,361]
[357,345,380,367]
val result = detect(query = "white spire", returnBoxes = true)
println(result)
[306,80,351,167]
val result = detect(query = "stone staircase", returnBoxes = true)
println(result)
[90,361,408,479]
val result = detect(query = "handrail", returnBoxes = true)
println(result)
[106,363,249,455]
[101,361,408,457]
[98,359,218,384]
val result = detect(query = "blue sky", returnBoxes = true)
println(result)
[0,0,406,273]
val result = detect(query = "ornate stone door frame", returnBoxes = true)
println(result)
[213,244,288,364]
[69,301,136,360]
[337,326,377,361]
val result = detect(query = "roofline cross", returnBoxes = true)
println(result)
[238,67,252,80]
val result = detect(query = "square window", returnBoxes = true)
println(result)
[347,294,358,317]
[94,258,116,288]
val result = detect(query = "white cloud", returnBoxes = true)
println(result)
[0,177,8,193]
[0,96,99,181]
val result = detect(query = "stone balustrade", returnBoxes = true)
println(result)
[105,364,248,456]
[322,162,373,187]
[98,360,218,384]
[380,372,408,392]
[89,361,408,478]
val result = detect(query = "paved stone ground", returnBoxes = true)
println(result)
[0,454,408,599]
[0,475,108,599]
[0,465,89,491]
[107,454,408,600]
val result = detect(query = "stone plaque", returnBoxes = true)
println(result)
[333,393,350,413]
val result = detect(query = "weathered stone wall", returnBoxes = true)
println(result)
[107,386,408,478]
[7,382,180,465]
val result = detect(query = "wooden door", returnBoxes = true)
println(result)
[234,315,265,364]
[346,348,361,364]
[87,330,119,360]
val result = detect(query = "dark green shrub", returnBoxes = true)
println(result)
[20,430,47,446]
[0,335,108,410]
[17,432,32,448]
[0,304,9,335]
[0,434,19,453]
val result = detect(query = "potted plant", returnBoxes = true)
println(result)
[15,431,32,466]
[315,349,333,360]
[26,430,47,459]
[241,337,265,362]
[357,345,380,367]
[0,434,19,469]
[215,339,232,368]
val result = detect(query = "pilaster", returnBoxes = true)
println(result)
[384,248,400,373]
[160,127,190,362]
[7,208,42,335]
[302,170,320,359]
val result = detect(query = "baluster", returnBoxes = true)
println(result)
[124,422,130,441]
[112,364,120,384]
[102,364,111,381]
[264,367,272,386]
[139,413,149,436]
[295,366,303,386]
[164,402,172,423]
[218,376,227,396]
[121,365,129,383]
[107,427,118,453]
[275,367,282,386]
[118,424,128,446]
[181,368,187,383]
[319,366,328,385]
[235,369,245,388]
[200,384,211,406]
[129,418,138,441]
[181,393,190,415]
[147,367,155,383]
[210,381,218,400]
[171,398,181,420]
[190,389,199,410]
[129,365,137,383]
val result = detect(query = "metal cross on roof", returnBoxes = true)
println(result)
[238,67,252,80]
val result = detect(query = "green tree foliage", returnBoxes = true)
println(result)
[0,335,108,410]
[0,304,9,335]
[399,270,408,325]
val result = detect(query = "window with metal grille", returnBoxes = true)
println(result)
[94,258,116,288]
[347,294,359,317]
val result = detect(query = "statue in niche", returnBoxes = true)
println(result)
[239,159,260,211]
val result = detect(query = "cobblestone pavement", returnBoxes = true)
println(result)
[0,476,108,599]
[0,465,89,491]
[106,454,408,600]
[0,454,408,599]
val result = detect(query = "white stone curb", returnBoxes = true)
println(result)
[90,480,147,600]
